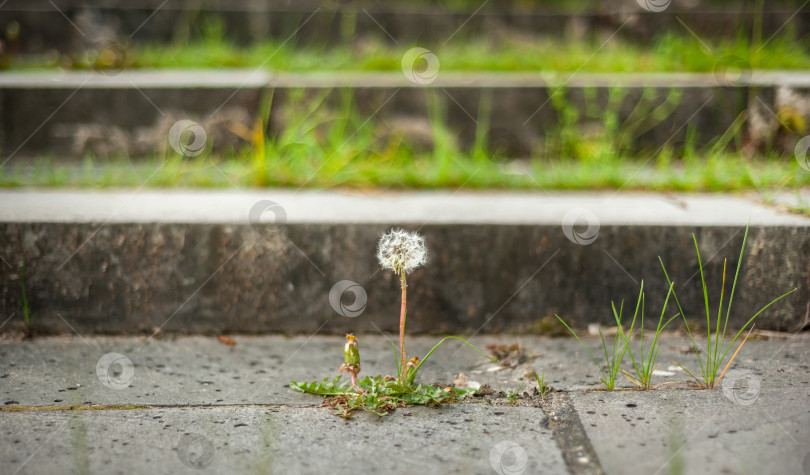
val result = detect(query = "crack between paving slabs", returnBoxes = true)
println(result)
[0,403,325,412]
[541,391,606,475]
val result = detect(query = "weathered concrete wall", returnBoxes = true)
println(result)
[1,0,807,53]
[6,71,804,159]
[0,85,261,157]
[1,222,807,334]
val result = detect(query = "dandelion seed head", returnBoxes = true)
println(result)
[376,228,428,275]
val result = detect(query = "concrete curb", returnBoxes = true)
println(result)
[1,190,808,333]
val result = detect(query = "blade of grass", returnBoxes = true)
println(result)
[411,336,497,377]
[693,233,713,381]
[712,258,728,382]
[671,360,704,388]
[644,283,677,385]
[715,324,756,387]
[615,283,644,388]
[659,257,707,383]
[716,287,797,369]
[556,315,611,387]
[720,221,750,357]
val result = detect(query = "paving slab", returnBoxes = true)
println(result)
[0,335,586,406]
[1,334,806,405]
[0,405,567,475]
[572,389,810,475]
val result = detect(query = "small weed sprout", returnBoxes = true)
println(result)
[659,223,796,389]
[536,372,550,399]
[338,334,361,389]
[501,380,526,404]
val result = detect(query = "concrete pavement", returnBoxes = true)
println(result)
[1,333,808,474]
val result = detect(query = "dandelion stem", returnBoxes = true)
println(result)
[399,272,408,380]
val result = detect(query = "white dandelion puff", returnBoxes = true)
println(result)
[376,228,428,275]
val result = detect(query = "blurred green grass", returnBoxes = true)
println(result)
[4,83,808,195]
[4,7,809,197]
[3,153,807,194]
[16,31,810,72]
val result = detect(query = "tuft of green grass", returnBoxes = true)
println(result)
[555,310,631,391]
[618,281,680,390]
[500,379,526,404]
[13,31,810,73]
[3,150,809,193]
[659,223,797,389]
[536,372,550,400]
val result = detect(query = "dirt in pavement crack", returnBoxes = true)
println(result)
[542,392,605,475]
